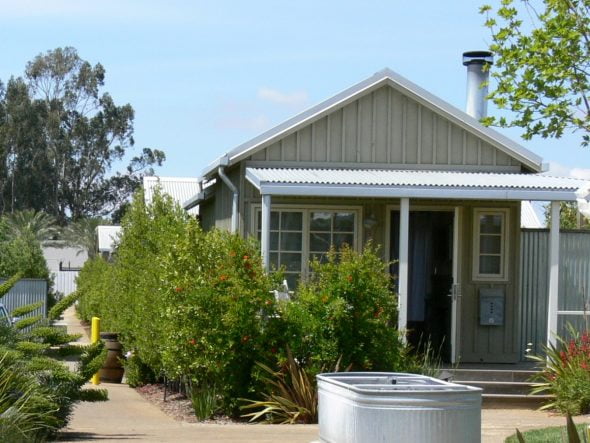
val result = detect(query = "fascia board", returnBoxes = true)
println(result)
[257,182,577,201]
[245,168,262,190]
[183,186,215,209]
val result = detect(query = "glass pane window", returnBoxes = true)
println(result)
[480,214,502,234]
[473,209,507,280]
[480,235,501,254]
[479,255,501,274]
[257,210,304,287]
[309,211,355,262]
[257,207,358,287]
[310,212,331,231]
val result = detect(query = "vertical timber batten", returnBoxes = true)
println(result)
[398,198,410,336]
[547,201,560,348]
[261,194,271,272]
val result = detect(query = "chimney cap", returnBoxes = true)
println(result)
[462,51,494,66]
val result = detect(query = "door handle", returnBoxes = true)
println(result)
[448,284,461,300]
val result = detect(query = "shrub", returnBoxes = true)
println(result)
[0,232,50,280]
[531,326,590,415]
[76,190,281,415]
[74,190,414,419]
[123,354,156,388]
[76,257,113,324]
[281,244,408,374]
[159,222,280,413]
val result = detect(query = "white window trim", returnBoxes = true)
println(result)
[472,208,509,282]
[251,203,362,279]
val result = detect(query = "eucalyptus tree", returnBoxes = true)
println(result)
[0,47,165,222]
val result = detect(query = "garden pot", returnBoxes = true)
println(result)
[99,332,124,383]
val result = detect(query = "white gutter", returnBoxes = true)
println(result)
[245,174,583,202]
[218,166,239,233]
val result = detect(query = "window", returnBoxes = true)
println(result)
[309,211,355,263]
[256,206,359,287]
[473,209,509,281]
[257,210,303,289]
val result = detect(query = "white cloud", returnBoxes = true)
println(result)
[543,162,590,181]
[257,87,309,107]
[544,162,573,177]
[570,168,590,180]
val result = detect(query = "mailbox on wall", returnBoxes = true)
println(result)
[479,288,504,326]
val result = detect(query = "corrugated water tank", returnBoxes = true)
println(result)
[317,372,481,443]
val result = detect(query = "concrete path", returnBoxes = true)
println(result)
[58,383,318,442]
[57,306,590,442]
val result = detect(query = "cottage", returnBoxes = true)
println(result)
[184,52,590,364]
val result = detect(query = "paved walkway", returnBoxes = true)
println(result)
[57,306,590,442]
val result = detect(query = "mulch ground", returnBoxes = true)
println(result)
[135,383,236,424]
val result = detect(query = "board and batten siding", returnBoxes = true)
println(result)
[247,86,522,170]
[199,167,241,231]
[459,201,521,363]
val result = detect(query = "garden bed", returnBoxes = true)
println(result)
[135,383,236,424]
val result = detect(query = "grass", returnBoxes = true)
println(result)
[505,423,590,442]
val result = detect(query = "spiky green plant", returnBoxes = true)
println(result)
[0,353,57,442]
[240,348,318,424]
[0,273,108,440]
[529,325,590,414]
[48,291,80,321]
[0,273,22,299]
[188,382,220,421]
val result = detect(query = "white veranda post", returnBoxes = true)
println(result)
[547,201,560,348]
[398,198,410,336]
[261,194,271,272]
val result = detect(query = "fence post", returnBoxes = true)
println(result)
[91,316,100,385]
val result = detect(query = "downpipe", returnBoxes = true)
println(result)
[218,166,239,233]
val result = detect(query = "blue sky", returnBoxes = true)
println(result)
[0,0,587,180]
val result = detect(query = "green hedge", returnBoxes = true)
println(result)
[76,190,411,416]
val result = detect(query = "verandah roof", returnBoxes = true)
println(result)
[245,167,589,202]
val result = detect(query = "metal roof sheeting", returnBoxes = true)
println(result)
[143,176,200,215]
[246,167,589,201]
[520,201,544,228]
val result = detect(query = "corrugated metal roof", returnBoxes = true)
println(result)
[248,168,582,189]
[202,68,543,178]
[96,226,122,253]
[246,167,588,201]
[520,201,544,228]
[143,176,200,215]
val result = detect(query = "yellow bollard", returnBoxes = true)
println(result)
[91,317,100,385]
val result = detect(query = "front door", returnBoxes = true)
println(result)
[390,210,456,361]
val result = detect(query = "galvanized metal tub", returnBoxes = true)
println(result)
[317,372,482,443]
